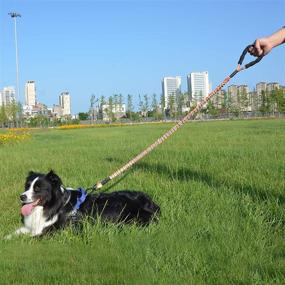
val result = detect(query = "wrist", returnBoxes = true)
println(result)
[268,27,285,47]
[266,36,276,49]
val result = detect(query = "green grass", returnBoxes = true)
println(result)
[0,119,284,285]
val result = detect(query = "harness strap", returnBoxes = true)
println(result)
[68,188,88,219]
[74,188,87,211]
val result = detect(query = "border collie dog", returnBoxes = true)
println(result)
[8,170,160,238]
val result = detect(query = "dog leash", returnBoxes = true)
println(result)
[86,45,263,193]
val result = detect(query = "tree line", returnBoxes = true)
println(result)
[1,88,285,127]
[84,88,285,121]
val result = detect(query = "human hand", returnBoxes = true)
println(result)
[248,37,273,57]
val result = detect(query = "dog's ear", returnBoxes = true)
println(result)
[46,170,62,185]
[28,171,35,176]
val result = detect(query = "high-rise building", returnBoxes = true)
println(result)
[187,71,210,103]
[267,82,280,92]
[237,85,250,111]
[256,82,267,111]
[59,91,71,115]
[237,85,249,95]
[256,82,267,96]
[250,91,259,112]
[227,85,238,106]
[212,89,225,109]
[25,81,36,106]
[2,86,16,106]
[228,85,250,110]
[162,76,181,109]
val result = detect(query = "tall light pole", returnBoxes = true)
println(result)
[8,12,21,104]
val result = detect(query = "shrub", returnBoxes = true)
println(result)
[0,129,31,145]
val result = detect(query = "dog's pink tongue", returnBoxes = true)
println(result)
[21,200,39,216]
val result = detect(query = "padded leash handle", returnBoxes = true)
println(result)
[230,44,263,78]
[238,44,263,69]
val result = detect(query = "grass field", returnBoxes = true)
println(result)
[0,119,284,285]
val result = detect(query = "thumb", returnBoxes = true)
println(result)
[254,40,263,56]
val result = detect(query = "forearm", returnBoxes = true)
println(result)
[267,27,285,48]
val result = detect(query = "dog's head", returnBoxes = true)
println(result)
[20,170,64,216]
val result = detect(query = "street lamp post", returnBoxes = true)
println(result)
[8,12,21,104]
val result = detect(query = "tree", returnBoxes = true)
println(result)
[239,90,249,112]
[177,92,187,115]
[168,92,176,118]
[78,112,89,120]
[113,94,118,112]
[206,101,219,116]
[127,94,134,119]
[160,93,165,110]
[143,94,149,117]
[138,94,144,116]
[90,94,96,122]
[275,89,285,113]
[0,105,7,127]
[100,95,106,105]
[107,96,114,122]
[118,94,123,112]
[160,93,165,118]
[5,101,19,127]
[27,114,49,128]
[90,94,96,108]
[259,90,271,114]
[151,93,158,119]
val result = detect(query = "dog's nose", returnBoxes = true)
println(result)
[20,194,27,202]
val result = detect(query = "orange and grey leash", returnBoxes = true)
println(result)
[86,45,263,193]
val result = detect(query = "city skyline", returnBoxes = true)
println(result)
[1,0,285,114]
[1,78,284,113]
[0,78,284,123]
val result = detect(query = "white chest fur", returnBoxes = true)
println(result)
[23,206,58,236]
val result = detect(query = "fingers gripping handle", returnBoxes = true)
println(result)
[238,44,263,69]
[230,44,263,78]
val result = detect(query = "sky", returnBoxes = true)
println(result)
[1,0,285,114]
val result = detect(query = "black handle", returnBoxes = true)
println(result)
[238,44,263,69]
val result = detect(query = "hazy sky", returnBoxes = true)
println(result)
[1,0,285,113]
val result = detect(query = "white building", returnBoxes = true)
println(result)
[256,82,267,96]
[227,84,238,106]
[1,86,16,106]
[267,82,280,92]
[187,72,210,103]
[212,89,226,109]
[162,76,182,109]
[98,103,126,121]
[59,92,71,116]
[237,85,250,111]
[0,91,3,106]
[25,81,36,106]
[52,104,64,117]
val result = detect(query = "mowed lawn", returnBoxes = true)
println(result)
[0,119,284,285]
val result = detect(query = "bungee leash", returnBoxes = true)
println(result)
[86,45,263,193]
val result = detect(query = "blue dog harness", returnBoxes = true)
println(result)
[74,187,87,211]
[70,187,87,218]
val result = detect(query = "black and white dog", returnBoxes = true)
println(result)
[7,170,160,238]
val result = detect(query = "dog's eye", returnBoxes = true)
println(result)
[34,186,40,192]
